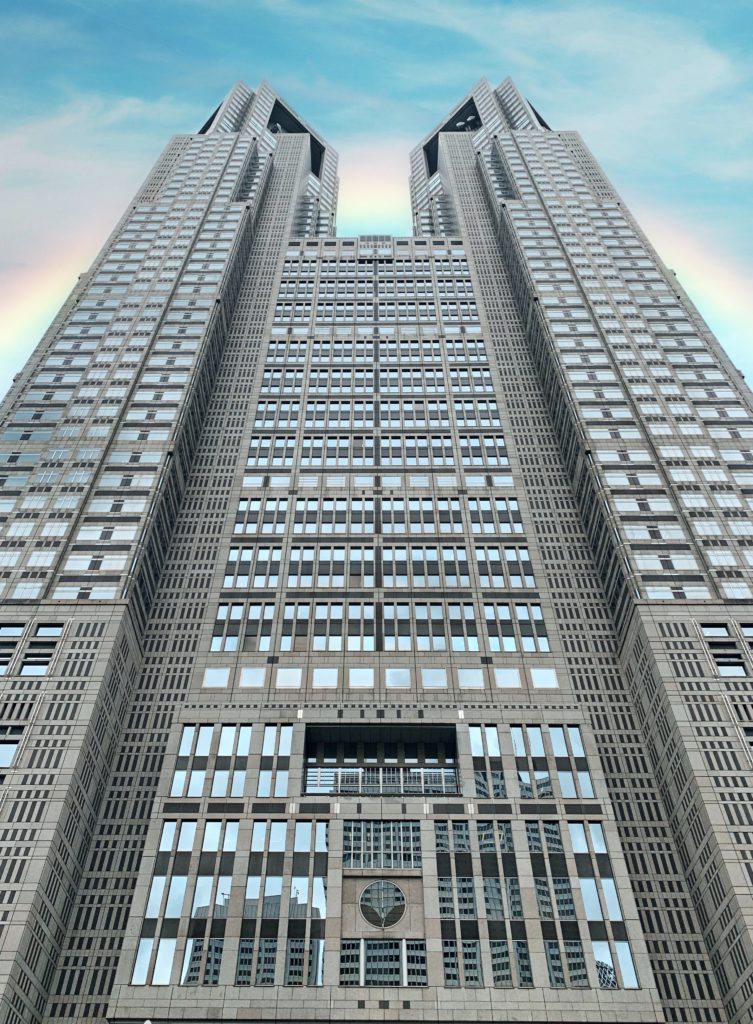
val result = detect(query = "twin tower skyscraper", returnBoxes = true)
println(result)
[0,76,752,1024]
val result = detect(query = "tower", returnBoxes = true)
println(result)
[0,76,751,1024]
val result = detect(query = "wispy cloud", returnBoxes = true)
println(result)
[0,91,201,389]
[0,0,750,391]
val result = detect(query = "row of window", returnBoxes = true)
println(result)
[253,399,502,427]
[246,434,509,468]
[131,934,637,990]
[152,815,609,861]
[233,493,523,534]
[211,600,549,654]
[222,544,534,589]
[201,662,557,692]
[259,366,494,394]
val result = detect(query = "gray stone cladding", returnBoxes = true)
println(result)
[0,76,749,1024]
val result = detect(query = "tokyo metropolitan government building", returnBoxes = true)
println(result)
[1,75,753,1024]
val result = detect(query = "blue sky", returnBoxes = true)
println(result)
[0,0,751,396]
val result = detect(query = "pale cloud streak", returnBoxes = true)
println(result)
[0,92,201,390]
[0,0,750,391]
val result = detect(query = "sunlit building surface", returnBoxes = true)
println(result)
[1,76,752,1024]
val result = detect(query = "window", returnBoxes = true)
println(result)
[458,667,484,689]
[256,937,277,985]
[340,939,427,986]
[531,667,558,688]
[312,666,338,688]
[203,666,229,688]
[239,666,265,688]
[131,938,153,985]
[490,940,512,986]
[343,820,421,869]
[385,666,410,688]
[349,666,374,688]
[276,666,302,688]
[592,941,617,988]
[494,667,521,688]
[0,740,19,769]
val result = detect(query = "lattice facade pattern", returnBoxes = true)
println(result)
[0,75,751,1024]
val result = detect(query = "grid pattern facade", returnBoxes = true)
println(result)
[0,75,750,1024]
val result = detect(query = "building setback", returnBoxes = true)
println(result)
[0,76,751,1024]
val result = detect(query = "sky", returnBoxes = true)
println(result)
[0,0,751,398]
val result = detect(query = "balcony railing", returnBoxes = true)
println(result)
[304,764,460,796]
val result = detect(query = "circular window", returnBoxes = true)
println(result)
[359,880,406,928]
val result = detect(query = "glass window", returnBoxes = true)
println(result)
[276,667,302,688]
[294,821,312,851]
[568,726,585,757]
[181,937,203,985]
[269,821,287,851]
[527,726,545,757]
[615,941,639,988]
[145,876,165,918]
[263,876,282,918]
[165,876,186,918]
[592,941,617,988]
[349,667,374,688]
[311,877,327,919]
[203,666,229,688]
[224,821,239,852]
[531,667,558,688]
[237,726,252,755]
[202,821,221,851]
[152,938,176,985]
[494,667,521,688]
[195,726,212,757]
[578,771,594,798]
[312,667,338,688]
[0,741,19,768]
[468,725,484,757]
[490,939,512,986]
[442,939,459,987]
[485,725,501,757]
[513,939,533,985]
[568,822,588,853]
[218,726,236,757]
[340,940,361,985]
[177,821,196,851]
[421,667,447,688]
[364,939,401,985]
[251,821,267,851]
[159,821,176,851]
[239,666,265,687]
[256,937,277,984]
[191,877,213,917]
[274,769,289,796]
[261,726,276,757]
[545,940,566,987]
[601,878,623,920]
[510,726,526,757]
[236,938,254,985]
[385,667,410,688]
[588,822,607,853]
[564,940,589,987]
[178,726,195,757]
[580,878,603,920]
[244,876,260,917]
[131,937,153,985]
[315,821,328,851]
[458,668,483,689]
[559,770,577,798]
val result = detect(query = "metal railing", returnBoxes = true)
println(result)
[304,764,460,796]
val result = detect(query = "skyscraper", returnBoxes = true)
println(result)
[0,74,751,1024]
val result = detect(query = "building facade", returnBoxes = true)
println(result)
[0,76,752,1024]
